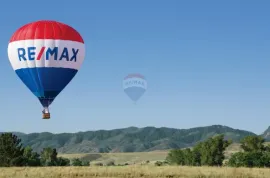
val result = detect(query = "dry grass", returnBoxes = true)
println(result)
[39,142,270,177]
[0,165,270,178]
[58,146,238,166]
[59,142,270,165]
[59,151,168,165]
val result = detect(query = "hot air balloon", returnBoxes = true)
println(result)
[123,74,147,103]
[7,20,85,119]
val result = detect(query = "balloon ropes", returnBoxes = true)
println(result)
[7,20,85,119]
[123,74,147,103]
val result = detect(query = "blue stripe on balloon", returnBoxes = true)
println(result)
[15,67,78,101]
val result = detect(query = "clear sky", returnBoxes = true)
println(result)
[0,0,270,134]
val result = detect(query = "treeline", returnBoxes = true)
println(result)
[227,136,270,167]
[1,132,270,168]
[0,133,89,167]
[166,134,270,168]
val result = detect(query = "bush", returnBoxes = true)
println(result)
[155,161,163,166]
[106,160,115,166]
[82,161,90,166]
[94,162,103,166]
[228,151,270,168]
[71,158,83,166]
[40,148,58,166]
[228,136,270,168]
[23,146,41,166]
[57,157,70,166]
[166,134,231,166]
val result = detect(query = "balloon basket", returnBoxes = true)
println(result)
[42,113,50,119]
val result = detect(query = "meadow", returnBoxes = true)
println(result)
[1,143,269,178]
[1,165,270,178]
[58,143,242,165]
[59,151,168,165]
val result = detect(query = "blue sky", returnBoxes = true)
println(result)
[0,0,270,134]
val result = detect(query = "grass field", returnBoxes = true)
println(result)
[58,142,270,166]
[1,165,270,178]
[59,151,168,165]
[58,143,243,165]
[1,143,270,178]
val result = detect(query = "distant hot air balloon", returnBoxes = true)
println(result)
[123,74,147,103]
[7,20,85,119]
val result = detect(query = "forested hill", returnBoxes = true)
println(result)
[4,125,261,154]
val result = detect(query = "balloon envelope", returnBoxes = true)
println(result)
[7,20,85,117]
[123,74,147,102]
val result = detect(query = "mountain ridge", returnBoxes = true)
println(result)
[2,125,269,154]
[262,126,270,140]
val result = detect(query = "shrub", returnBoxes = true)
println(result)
[71,158,83,166]
[155,161,163,166]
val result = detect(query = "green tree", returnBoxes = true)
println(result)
[229,151,270,168]
[199,135,231,166]
[57,157,70,166]
[240,136,265,152]
[165,149,185,165]
[166,134,231,166]
[82,161,90,166]
[227,152,246,167]
[182,148,193,165]
[71,158,83,166]
[0,133,25,167]
[264,144,270,152]
[23,146,41,166]
[245,151,264,167]
[191,143,202,166]
[40,147,58,166]
[260,151,270,167]
[228,135,270,168]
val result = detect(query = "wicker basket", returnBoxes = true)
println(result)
[42,113,50,119]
